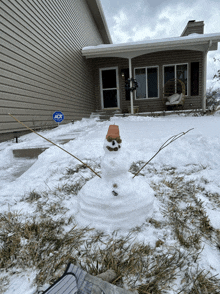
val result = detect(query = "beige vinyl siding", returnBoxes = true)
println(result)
[92,50,203,113]
[0,0,104,134]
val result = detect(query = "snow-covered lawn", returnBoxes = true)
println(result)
[1,112,220,293]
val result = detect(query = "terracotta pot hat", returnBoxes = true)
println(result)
[106,125,120,140]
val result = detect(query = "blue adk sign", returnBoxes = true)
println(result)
[53,111,64,123]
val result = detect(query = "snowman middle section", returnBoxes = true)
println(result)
[76,125,155,232]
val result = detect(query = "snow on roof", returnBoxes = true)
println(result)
[82,32,220,51]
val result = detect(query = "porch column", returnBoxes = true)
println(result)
[202,40,212,112]
[202,51,207,112]
[128,57,134,114]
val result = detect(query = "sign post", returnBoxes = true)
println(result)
[53,111,64,126]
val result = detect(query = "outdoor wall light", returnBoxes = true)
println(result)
[121,69,126,77]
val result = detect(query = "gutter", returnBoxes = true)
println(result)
[82,33,220,56]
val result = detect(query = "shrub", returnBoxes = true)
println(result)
[206,87,220,112]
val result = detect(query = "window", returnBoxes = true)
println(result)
[177,64,187,94]
[164,64,188,95]
[164,66,175,84]
[135,68,146,98]
[135,67,158,99]
[191,62,199,96]
[148,67,158,98]
[102,69,117,89]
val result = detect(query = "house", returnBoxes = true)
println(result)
[1,1,220,142]
[0,0,112,141]
[83,20,220,115]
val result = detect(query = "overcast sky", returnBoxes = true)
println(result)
[100,0,220,90]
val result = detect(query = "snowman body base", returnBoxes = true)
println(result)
[76,172,155,233]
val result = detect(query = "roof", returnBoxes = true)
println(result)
[82,32,220,59]
[86,0,112,44]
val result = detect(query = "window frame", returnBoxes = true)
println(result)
[163,63,189,96]
[134,66,159,100]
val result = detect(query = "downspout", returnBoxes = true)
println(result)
[128,57,134,114]
[202,40,212,112]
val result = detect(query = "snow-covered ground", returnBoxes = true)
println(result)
[1,112,220,293]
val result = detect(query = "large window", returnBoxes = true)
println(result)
[135,67,159,99]
[164,64,188,95]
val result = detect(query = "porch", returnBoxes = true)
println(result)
[83,33,220,114]
[89,50,204,114]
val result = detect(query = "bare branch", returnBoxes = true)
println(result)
[132,128,194,178]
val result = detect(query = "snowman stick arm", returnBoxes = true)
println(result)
[132,128,194,178]
[159,128,194,150]
[8,113,101,178]
[132,149,161,178]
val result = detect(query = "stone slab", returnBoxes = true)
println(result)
[13,148,48,159]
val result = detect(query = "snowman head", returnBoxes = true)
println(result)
[104,125,122,153]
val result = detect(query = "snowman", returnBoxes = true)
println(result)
[75,125,155,233]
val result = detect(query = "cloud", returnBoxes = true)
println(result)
[111,10,132,43]
[113,10,128,25]
[108,0,220,43]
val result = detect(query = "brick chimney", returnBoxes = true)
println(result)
[181,20,204,37]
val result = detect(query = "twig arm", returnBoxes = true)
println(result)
[132,128,194,178]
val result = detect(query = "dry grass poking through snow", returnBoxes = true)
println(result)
[1,162,220,293]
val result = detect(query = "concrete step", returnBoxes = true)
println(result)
[99,115,112,119]
[94,109,122,114]
[12,138,75,159]
[13,148,48,159]
[98,118,110,122]
[90,109,122,121]
[90,113,104,119]
[91,111,106,115]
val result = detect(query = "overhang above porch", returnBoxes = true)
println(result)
[82,33,220,59]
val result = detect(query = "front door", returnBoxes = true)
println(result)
[100,67,119,109]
